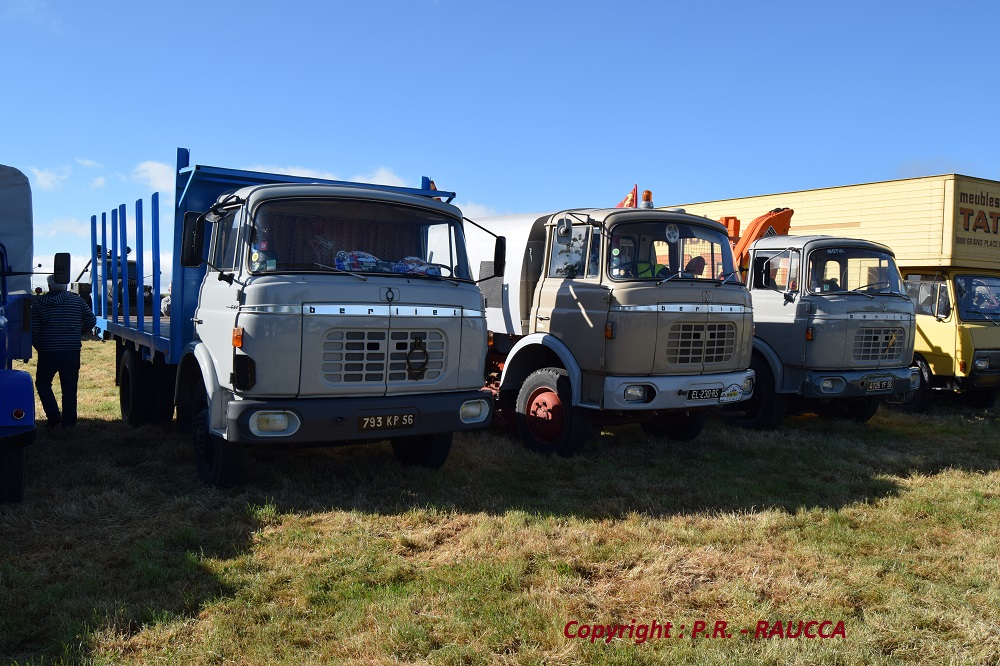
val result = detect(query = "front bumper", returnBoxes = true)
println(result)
[602,369,755,411]
[799,367,916,399]
[962,370,1000,390]
[226,390,492,444]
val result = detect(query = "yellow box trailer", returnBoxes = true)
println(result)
[670,174,1000,410]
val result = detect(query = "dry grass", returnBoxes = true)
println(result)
[2,340,1000,665]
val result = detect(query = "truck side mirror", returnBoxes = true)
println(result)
[180,211,206,268]
[555,218,572,245]
[493,236,506,278]
[52,252,71,284]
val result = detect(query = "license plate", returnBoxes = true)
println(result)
[867,379,895,392]
[358,413,417,431]
[688,388,721,401]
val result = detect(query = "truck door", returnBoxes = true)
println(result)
[195,211,243,391]
[750,249,805,372]
[532,222,608,373]
[906,275,955,376]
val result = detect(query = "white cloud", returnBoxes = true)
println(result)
[351,166,407,188]
[91,176,106,189]
[241,164,341,181]
[28,165,71,191]
[76,157,103,169]
[1,0,64,33]
[132,160,174,194]
[454,201,503,219]
[35,217,92,239]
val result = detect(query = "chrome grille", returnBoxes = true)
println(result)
[853,327,905,362]
[666,322,737,364]
[321,329,444,383]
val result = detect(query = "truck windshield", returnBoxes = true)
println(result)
[247,198,472,280]
[806,247,903,295]
[955,275,1000,321]
[607,221,735,281]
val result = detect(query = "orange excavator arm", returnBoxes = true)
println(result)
[724,207,794,271]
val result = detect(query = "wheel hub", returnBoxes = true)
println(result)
[526,387,563,442]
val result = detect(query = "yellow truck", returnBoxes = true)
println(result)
[670,174,1000,410]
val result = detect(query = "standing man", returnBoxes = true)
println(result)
[31,275,96,429]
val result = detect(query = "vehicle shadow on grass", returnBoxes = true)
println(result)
[0,419,255,663]
[3,404,998,661]
[240,403,1000,520]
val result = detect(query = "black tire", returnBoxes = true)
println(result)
[515,368,590,457]
[119,346,151,426]
[958,389,997,410]
[893,359,932,414]
[391,432,453,469]
[150,361,177,425]
[192,386,243,488]
[640,410,708,441]
[0,442,26,504]
[732,356,786,430]
[839,396,882,423]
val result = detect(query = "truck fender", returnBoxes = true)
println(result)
[499,333,584,406]
[175,342,224,432]
[751,337,785,390]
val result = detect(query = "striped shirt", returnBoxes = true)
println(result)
[30,291,97,352]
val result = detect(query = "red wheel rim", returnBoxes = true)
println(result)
[525,386,563,443]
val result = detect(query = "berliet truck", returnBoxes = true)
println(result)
[90,149,500,487]
[1,164,70,502]
[673,175,1000,411]
[464,192,755,454]
[730,212,917,428]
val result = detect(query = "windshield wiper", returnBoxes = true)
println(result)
[313,263,367,281]
[656,271,682,285]
[716,270,741,287]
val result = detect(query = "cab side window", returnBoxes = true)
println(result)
[906,274,951,318]
[549,226,591,279]
[752,250,799,291]
[213,212,240,271]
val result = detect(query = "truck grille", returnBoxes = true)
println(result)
[321,329,444,383]
[853,327,905,362]
[665,322,737,364]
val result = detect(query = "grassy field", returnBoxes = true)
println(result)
[2,340,1000,665]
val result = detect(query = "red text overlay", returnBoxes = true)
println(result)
[563,619,847,643]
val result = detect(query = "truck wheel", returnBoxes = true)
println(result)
[640,409,707,441]
[192,388,243,488]
[150,362,177,424]
[515,368,590,457]
[893,359,931,413]
[732,357,786,430]
[0,442,26,503]
[841,396,881,423]
[119,346,151,426]
[959,389,997,409]
[391,432,453,469]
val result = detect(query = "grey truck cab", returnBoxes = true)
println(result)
[467,202,755,454]
[738,235,918,428]
[92,150,496,487]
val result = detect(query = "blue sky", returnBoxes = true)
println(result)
[3,0,998,289]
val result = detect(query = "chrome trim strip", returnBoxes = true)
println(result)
[390,306,463,318]
[301,304,482,317]
[610,304,751,314]
[241,305,301,314]
[303,305,391,316]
